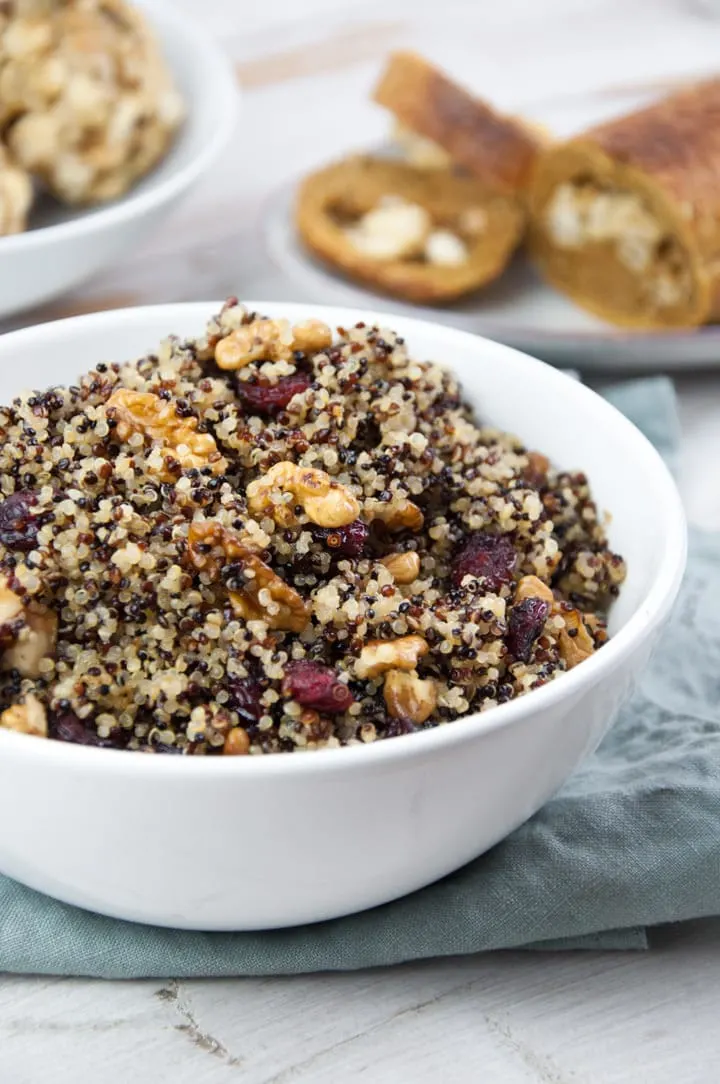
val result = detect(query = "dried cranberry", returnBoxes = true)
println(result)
[49,711,127,749]
[0,491,39,552]
[225,678,263,723]
[312,520,368,558]
[506,597,550,662]
[452,533,517,590]
[236,372,311,416]
[282,660,354,713]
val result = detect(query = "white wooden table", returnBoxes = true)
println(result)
[2,1,719,1080]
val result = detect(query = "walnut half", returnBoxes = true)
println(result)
[188,520,309,633]
[515,575,554,604]
[0,577,56,679]
[383,669,437,724]
[380,551,420,584]
[106,389,227,481]
[557,607,595,669]
[215,318,332,370]
[366,496,424,533]
[0,694,47,738]
[228,551,310,633]
[3,603,58,678]
[355,635,428,679]
[247,462,359,529]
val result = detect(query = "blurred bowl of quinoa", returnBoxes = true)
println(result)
[0,0,238,319]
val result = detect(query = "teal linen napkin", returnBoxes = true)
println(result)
[3,376,718,978]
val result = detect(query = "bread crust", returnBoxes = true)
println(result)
[373,51,542,195]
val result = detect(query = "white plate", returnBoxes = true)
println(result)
[0,0,238,320]
[265,181,720,373]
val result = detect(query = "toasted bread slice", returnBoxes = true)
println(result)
[296,155,524,304]
[373,51,543,194]
[529,79,720,328]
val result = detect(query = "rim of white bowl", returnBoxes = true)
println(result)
[0,301,688,775]
[0,0,239,253]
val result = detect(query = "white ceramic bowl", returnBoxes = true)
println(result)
[0,1,237,320]
[0,302,686,930]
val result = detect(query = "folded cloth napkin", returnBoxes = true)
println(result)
[3,376,719,979]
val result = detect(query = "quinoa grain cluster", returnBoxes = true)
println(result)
[0,301,626,754]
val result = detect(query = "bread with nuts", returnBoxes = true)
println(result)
[529,78,720,328]
[373,51,545,196]
[296,155,524,304]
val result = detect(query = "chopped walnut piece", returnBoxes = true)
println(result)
[223,727,250,755]
[355,634,428,679]
[366,496,424,532]
[0,575,56,679]
[0,693,47,737]
[289,319,333,355]
[106,389,227,481]
[228,553,309,633]
[187,520,249,576]
[383,669,438,724]
[557,608,595,669]
[188,520,309,633]
[247,461,359,529]
[214,317,332,370]
[582,612,608,646]
[515,575,554,604]
[380,551,421,584]
[0,581,24,626]
[3,602,57,678]
[215,318,294,370]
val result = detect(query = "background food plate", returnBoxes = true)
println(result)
[265,181,720,372]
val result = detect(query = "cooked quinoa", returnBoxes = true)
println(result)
[0,301,626,754]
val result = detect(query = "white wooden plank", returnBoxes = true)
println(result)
[1,923,719,1083]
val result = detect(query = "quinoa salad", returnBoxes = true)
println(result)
[0,301,626,754]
